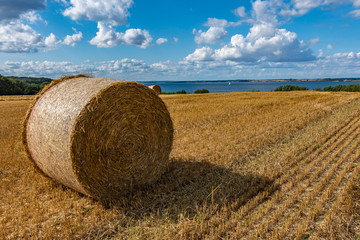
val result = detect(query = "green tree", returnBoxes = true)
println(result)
[24,83,41,95]
[0,75,24,95]
[194,89,209,93]
[274,85,308,91]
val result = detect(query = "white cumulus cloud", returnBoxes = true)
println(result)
[0,17,82,52]
[63,29,83,46]
[0,0,65,53]
[90,22,152,48]
[213,25,314,62]
[0,19,59,53]
[61,0,159,49]
[122,28,152,48]
[234,6,247,17]
[45,33,61,49]
[279,0,360,18]
[20,10,44,24]
[89,22,121,47]
[194,27,228,45]
[185,46,214,62]
[63,0,133,26]
[156,38,168,45]
[186,0,315,63]
[192,17,246,45]
[280,0,323,17]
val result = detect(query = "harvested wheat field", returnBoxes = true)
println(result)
[1,91,360,239]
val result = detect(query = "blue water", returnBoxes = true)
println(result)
[140,80,360,93]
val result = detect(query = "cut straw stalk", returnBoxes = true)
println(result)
[22,76,173,201]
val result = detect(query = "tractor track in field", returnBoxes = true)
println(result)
[209,111,360,239]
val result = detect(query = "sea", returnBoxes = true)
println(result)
[140,80,360,93]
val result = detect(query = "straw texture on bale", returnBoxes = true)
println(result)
[148,85,161,95]
[22,76,173,200]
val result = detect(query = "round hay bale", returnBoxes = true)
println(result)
[22,76,173,200]
[148,85,161,95]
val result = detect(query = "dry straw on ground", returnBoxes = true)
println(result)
[22,75,173,201]
[148,85,161,95]
[2,91,360,239]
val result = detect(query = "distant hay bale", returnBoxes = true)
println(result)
[148,85,161,94]
[22,76,173,200]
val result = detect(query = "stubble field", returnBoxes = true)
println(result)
[1,91,360,239]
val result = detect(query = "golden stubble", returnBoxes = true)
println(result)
[1,91,360,239]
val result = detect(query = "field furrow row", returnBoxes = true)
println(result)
[268,130,360,239]
[312,163,360,239]
[270,111,360,179]
[292,145,360,239]
[243,121,360,239]
[207,112,360,239]
[225,97,345,161]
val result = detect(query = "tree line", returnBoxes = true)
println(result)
[0,75,52,95]
[275,84,360,92]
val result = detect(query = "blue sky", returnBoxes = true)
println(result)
[0,0,360,81]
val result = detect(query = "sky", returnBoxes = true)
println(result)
[0,0,360,81]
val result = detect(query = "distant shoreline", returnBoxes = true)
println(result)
[140,78,360,83]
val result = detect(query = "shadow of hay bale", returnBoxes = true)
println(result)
[104,158,278,219]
